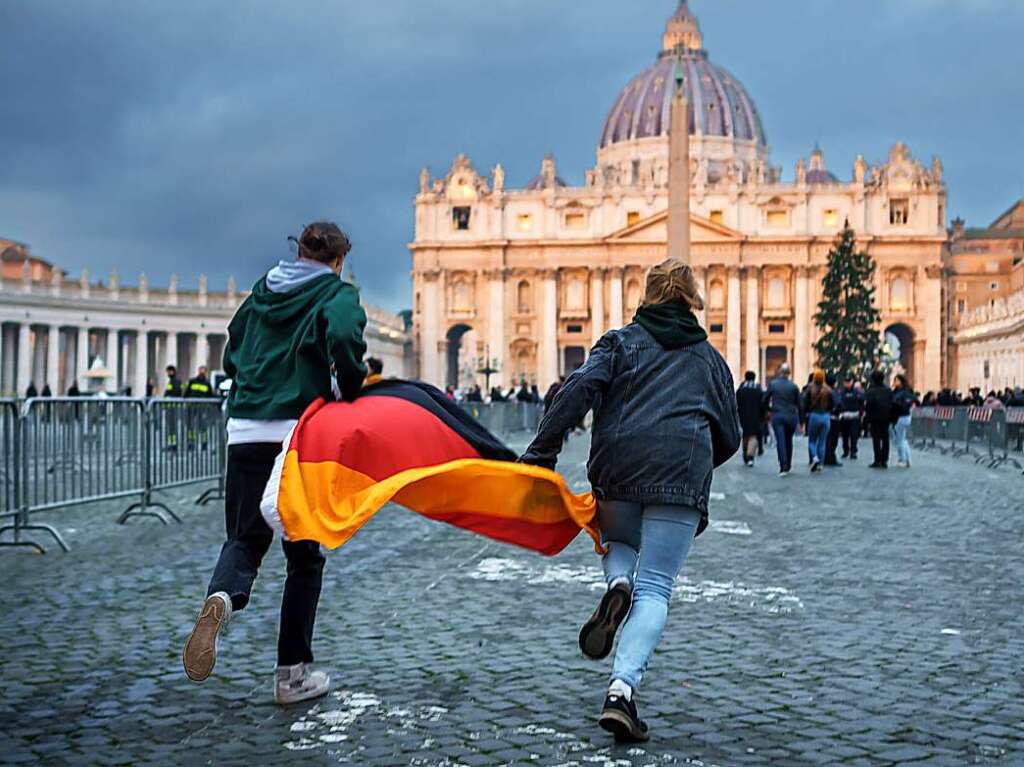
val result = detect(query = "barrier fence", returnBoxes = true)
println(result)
[459,401,544,436]
[0,397,226,554]
[911,406,1024,471]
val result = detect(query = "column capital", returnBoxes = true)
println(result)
[539,268,559,280]
[421,268,442,282]
[607,266,625,280]
[590,267,607,280]
[482,267,508,280]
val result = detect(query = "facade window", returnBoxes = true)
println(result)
[709,210,724,225]
[889,198,909,226]
[567,324,583,334]
[517,281,532,314]
[626,211,641,228]
[822,209,839,227]
[708,279,725,310]
[566,279,586,310]
[709,323,724,334]
[516,214,533,232]
[766,210,789,228]
[890,278,910,312]
[631,160,641,185]
[766,277,786,309]
[990,282,999,291]
[769,323,785,334]
[956,299,966,314]
[957,281,967,292]
[453,206,471,231]
[938,202,945,227]
[452,280,472,312]
[565,212,586,230]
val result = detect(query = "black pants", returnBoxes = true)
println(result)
[869,420,890,467]
[207,442,326,666]
[824,417,842,465]
[840,419,860,458]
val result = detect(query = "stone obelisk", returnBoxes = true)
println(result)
[667,60,691,263]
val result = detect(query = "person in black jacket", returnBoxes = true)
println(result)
[164,366,183,397]
[864,370,893,468]
[837,376,864,459]
[823,373,843,466]
[520,259,739,743]
[736,371,766,467]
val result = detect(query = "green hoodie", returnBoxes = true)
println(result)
[224,273,368,420]
[634,301,708,349]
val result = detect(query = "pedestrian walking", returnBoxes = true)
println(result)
[803,370,832,473]
[183,221,367,705]
[865,370,893,469]
[891,374,917,468]
[823,373,842,466]
[838,376,864,459]
[520,259,740,742]
[736,371,766,467]
[765,364,801,476]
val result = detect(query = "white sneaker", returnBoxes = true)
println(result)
[275,663,331,705]
[183,592,232,682]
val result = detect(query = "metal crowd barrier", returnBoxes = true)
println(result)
[0,397,228,554]
[460,401,543,435]
[911,406,1024,473]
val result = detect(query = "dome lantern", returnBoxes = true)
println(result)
[663,0,703,52]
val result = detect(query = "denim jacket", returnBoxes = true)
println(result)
[521,323,740,535]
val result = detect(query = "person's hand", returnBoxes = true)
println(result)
[517,454,556,470]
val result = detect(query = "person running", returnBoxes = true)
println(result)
[891,374,917,468]
[183,221,367,705]
[766,364,801,476]
[865,370,893,469]
[838,375,864,460]
[736,371,766,467]
[803,370,833,473]
[520,258,740,742]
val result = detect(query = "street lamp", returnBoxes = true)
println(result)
[475,344,501,393]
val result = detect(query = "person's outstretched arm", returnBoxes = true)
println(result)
[519,334,617,470]
[324,283,369,402]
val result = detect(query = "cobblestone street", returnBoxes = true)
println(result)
[1,433,1022,766]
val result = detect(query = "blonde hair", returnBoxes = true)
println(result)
[642,258,704,311]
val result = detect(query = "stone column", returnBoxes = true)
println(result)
[726,268,742,377]
[590,268,605,347]
[165,331,179,376]
[794,267,810,385]
[46,325,60,394]
[487,270,506,388]
[924,266,943,392]
[76,326,89,389]
[540,270,559,387]
[16,323,31,394]
[745,267,760,377]
[107,328,121,392]
[135,330,149,397]
[608,267,624,329]
[420,271,441,386]
[195,333,210,373]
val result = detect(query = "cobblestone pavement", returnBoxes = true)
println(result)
[1,432,1023,766]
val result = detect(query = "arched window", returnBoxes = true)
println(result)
[517,281,532,314]
[890,277,910,312]
[766,277,786,309]
[566,279,586,311]
[708,279,725,310]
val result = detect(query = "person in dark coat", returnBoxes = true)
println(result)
[521,259,739,743]
[823,373,843,466]
[864,370,893,468]
[735,371,766,467]
[26,382,39,398]
[542,377,564,411]
[838,376,864,459]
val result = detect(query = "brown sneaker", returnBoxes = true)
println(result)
[183,592,231,682]
[579,582,632,660]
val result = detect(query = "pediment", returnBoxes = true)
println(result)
[605,210,743,244]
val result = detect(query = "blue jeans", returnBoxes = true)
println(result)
[894,415,912,464]
[598,500,702,691]
[771,413,798,471]
[807,412,831,464]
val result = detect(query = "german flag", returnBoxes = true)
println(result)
[260,380,600,555]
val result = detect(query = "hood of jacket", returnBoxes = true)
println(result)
[634,301,708,349]
[251,263,343,327]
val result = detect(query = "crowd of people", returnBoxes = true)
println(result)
[738,367,921,473]
[922,386,1024,409]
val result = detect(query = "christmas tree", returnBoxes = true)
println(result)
[813,221,881,380]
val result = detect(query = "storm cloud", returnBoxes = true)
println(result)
[2,1,1022,310]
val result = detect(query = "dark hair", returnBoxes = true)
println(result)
[871,369,885,386]
[894,373,910,390]
[366,357,383,375]
[744,371,756,382]
[291,221,352,264]
[166,365,176,374]
[826,373,837,387]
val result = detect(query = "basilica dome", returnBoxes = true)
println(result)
[599,1,767,152]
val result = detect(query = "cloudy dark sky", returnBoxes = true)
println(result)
[2,1,1023,311]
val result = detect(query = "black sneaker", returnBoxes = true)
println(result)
[599,692,649,743]
[579,582,632,660]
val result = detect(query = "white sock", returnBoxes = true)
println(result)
[609,576,631,591]
[608,679,633,701]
